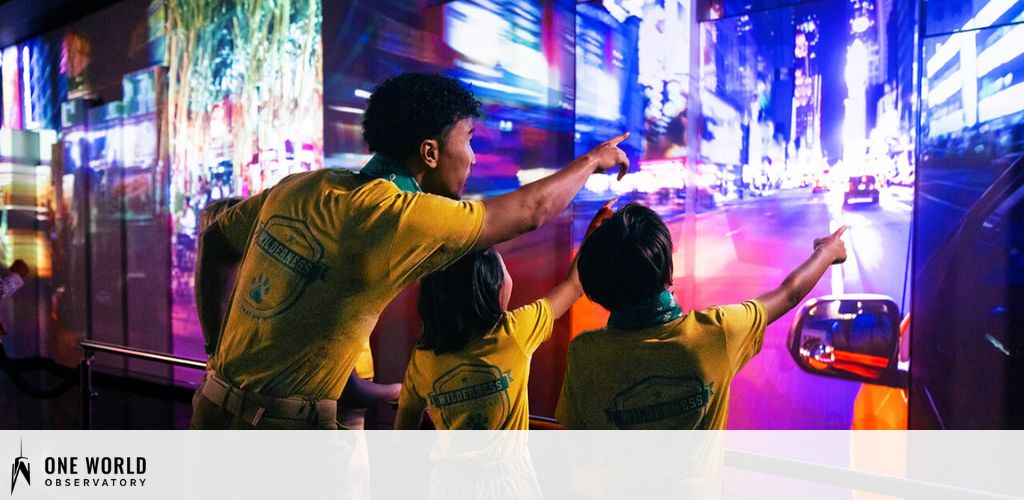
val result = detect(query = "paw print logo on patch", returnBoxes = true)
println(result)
[465,412,490,430]
[249,274,271,304]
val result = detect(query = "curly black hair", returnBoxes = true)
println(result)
[362,72,481,160]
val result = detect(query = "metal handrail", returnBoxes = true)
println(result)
[79,339,207,429]
[80,339,207,370]
[77,339,562,429]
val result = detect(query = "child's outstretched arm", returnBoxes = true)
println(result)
[544,199,617,318]
[544,260,582,320]
[756,226,848,324]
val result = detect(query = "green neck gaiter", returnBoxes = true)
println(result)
[360,154,422,193]
[607,289,683,330]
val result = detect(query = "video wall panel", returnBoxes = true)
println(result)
[10,0,1004,429]
[911,0,1024,428]
[696,0,918,428]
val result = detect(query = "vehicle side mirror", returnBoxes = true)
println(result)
[787,294,907,389]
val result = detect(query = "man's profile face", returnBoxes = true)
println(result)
[423,118,476,199]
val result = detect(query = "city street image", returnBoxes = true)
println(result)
[567,0,918,427]
[1,0,1021,434]
[2,0,1023,496]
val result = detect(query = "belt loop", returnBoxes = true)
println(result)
[239,389,266,427]
[251,407,266,427]
[306,398,319,426]
[225,381,237,411]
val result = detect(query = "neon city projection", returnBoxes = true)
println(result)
[923,0,1024,136]
[843,38,868,171]
[165,0,323,357]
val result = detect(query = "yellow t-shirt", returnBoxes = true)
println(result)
[353,341,374,380]
[209,169,485,400]
[556,300,767,430]
[399,298,554,430]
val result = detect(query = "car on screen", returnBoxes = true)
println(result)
[843,175,880,206]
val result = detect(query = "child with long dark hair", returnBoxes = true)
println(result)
[395,204,614,430]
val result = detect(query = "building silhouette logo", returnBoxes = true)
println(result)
[10,438,29,494]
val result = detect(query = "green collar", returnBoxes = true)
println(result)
[360,154,422,193]
[607,289,683,330]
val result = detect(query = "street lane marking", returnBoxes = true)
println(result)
[882,189,914,213]
[890,200,913,212]
[919,191,968,211]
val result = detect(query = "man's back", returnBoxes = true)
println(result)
[210,169,484,400]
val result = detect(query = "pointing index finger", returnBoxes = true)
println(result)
[607,131,630,146]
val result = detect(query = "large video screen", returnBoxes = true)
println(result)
[0,0,166,373]
[324,0,575,195]
[6,0,326,380]
[166,0,324,375]
[919,0,1024,243]
[21,0,1012,429]
[573,1,690,211]
[695,0,917,428]
[911,0,1024,428]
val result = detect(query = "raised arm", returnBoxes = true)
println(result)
[544,261,582,320]
[543,199,617,318]
[474,133,630,251]
[756,226,848,324]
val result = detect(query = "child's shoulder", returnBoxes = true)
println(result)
[502,299,553,329]
[567,327,613,349]
[507,297,552,317]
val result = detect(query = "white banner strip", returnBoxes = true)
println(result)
[1,431,1021,499]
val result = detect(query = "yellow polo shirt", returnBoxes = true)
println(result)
[556,300,767,429]
[399,298,554,430]
[209,169,485,400]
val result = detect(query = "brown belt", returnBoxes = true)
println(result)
[200,371,336,427]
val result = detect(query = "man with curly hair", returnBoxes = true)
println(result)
[192,72,629,429]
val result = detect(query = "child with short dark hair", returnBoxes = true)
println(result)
[558,203,847,429]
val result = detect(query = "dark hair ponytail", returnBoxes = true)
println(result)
[417,248,505,354]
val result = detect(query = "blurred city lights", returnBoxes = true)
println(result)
[843,39,868,171]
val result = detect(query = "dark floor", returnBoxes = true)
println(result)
[0,359,403,429]
[0,361,195,429]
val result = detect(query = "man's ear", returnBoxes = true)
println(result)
[419,139,441,169]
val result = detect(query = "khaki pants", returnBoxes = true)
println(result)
[190,373,338,430]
